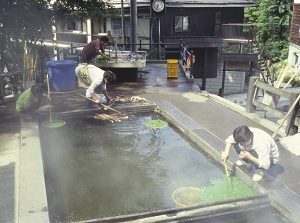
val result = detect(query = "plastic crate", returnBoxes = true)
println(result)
[167,59,178,79]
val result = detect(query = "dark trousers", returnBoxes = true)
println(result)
[233,144,274,170]
[20,99,40,115]
[81,50,95,63]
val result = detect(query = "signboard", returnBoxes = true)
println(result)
[226,61,251,71]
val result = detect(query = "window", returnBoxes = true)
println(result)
[214,12,221,36]
[175,16,191,32]
[215,12,221,24]
[64,21,76,30]
[63,20,82,31]
[295,54,298,67]
[111,18,130,36]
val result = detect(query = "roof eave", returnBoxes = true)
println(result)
[112,3,258,9]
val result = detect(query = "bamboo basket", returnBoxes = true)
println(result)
[172,187,202,207]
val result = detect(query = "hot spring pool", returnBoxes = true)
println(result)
[39,112,291,223]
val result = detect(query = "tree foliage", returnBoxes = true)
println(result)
[53,0,118,22]
[245,0,293,63]
[0,0,53,72]
[0,0,118,74]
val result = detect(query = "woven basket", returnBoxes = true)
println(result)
[172,187,202,207]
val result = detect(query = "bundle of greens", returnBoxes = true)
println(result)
[94,55,109,62]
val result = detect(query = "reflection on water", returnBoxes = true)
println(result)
[39,113,290,223]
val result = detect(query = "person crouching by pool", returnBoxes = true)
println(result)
[75,63,117,108]
[16,83,49,120]
[221,126,279,181]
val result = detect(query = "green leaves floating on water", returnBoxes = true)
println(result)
[145,119,168,128]
[172,177,256,207]
[42,120,65,128]
[198,176,256,203]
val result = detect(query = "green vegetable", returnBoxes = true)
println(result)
[94,55,109,62]
[145,119,168,128]
[42,120,65,128]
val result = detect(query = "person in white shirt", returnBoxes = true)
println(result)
[75,64,117,107]
[221,126,279,181]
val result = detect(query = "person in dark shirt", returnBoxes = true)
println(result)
[81,36,109,63]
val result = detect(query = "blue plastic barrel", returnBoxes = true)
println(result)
[46,60,77,91]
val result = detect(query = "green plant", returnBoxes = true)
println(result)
[218,42,232,53]
[268,60,289,80]
[245,0,292,64]
[147,47,159,60]
[94,55,109,62]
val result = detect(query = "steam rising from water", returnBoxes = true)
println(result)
[40,113,283,223]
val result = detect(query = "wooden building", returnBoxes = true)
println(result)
[51,0,259,93]
[288,0,300,68]
[156,1,257,79]
[108,0,258,91]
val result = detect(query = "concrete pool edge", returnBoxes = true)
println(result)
[19,121,49,223]
[75,195,270,223]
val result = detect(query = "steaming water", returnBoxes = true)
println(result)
[39,113,291,223]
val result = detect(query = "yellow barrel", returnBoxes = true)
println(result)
[167,59,178,79]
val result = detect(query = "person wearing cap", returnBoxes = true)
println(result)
[75,63,117,108]
[221,126,279,181]
[16,83,50,120]
[81,36,109,63]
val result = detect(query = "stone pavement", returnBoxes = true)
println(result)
[1,62,300,222]
[0,97,20,223]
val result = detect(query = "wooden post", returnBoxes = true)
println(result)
[0,75,5,101]
[86,19,92,43]
[46,74,52,123]
[202,48,208,90]
[219,61,226,97]
[286,99,300,136]
[246,76,259,113]
[190,50,194,78]
[272,93,300,138]
[179,39,182,60]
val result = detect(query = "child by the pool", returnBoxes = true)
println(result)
[221,126,279,181]
[16,83,49,120]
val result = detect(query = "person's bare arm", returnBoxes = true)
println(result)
[240,151,259,166]
[102,89,111,103]
[222,142,232,161]
[98,50,105,55]
[100,43,105,54]
[90,92,100,104]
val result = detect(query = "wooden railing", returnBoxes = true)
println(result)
[0,55,55,102]
[222,24,255,40]
[221,24,257,54]
[246,76,300,136]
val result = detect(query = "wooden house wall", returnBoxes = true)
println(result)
[160,7,244,37]
[290,4,300,46]
[158,7,244,79]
